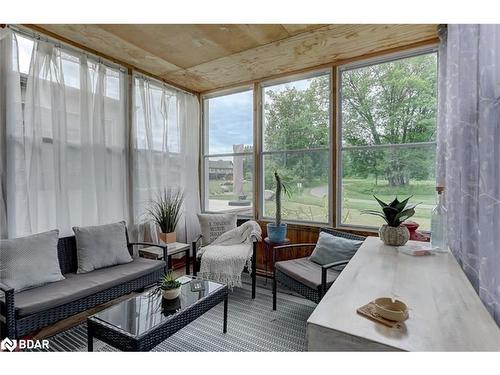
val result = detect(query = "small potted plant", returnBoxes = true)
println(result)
[362,196,419,246]
[267,171,290,243]
[159,272,182,300]
[147,187,184,244]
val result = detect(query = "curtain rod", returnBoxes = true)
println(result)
[7,24,128,73]
[133,72,195,97]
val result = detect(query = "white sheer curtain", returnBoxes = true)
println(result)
[1,33,128,238]
[0,29,23,239]
[131,76,200,244]
[437,24,500,324]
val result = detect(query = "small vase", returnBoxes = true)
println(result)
[267,223,287,243]
[160,232,176,244]
[162,287,181,300]
[379,224,410,246]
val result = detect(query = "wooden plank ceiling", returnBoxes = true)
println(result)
[32,24,438,93]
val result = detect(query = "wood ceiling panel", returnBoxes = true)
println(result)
[280,24,326,35]
[38,24,181,76]
[97,24,291,69]
[168,24,438,92]
[32,24,438,93]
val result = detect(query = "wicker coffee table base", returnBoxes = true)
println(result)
[87,287,228,352]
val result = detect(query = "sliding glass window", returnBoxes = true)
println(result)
[202,88,254,215]
[338,50,438,230]
[261,71,331,224]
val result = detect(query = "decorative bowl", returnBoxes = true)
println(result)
[373,297,409,322]
[379,224,410,246]
[162,287,181,300]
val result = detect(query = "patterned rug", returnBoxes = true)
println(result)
[32,286,316,352]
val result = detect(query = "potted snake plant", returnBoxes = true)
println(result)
[147,187,184,244]
[267,171,290,243]
[362,195,420,246]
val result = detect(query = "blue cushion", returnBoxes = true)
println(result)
[309,232,363,270]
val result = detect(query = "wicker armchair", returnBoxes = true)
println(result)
[272,228,365,310]
[192,234,258,299]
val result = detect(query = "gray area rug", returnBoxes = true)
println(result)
[33,286,316,352]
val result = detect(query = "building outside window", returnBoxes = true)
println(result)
[202,88,254,215]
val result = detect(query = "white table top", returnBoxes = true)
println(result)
[307,237,500,351]
[139,242,190,256]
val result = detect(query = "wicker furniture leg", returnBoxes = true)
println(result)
[0,282,16,339]
[88,325,94,352]
[251,241,257,299]
[185,248,190,275]
[223,294,228,333]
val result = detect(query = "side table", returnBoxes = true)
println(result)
[263,237,290,280]
[139,242,191,275]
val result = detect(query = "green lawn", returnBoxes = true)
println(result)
[342,178,435,230]
[208,177,436,230]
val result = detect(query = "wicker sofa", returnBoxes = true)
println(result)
[0,234,167,339]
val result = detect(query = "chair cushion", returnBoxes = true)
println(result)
[0,229,65,292]
[73,221,133,274]
[275,258,340,290]
[197,213,237,246]
[309,231,363,270]
[14,258,164,316]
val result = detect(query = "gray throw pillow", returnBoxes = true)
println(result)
[73,221,132,274]
[197,213,237,246]
[309,232,364,271]
[0,229,65,292]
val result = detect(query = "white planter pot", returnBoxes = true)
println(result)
[162,287,181,300]
[379,224,410,246]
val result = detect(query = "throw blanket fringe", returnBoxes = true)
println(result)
[198,221,261,289]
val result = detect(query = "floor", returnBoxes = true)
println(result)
[32,269,309,341]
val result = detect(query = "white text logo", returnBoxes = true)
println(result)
[1,337,49,352]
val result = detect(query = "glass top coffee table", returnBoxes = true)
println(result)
[87,276,228,351]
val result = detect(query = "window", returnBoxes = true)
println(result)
[338,50,438,230]
[262,72,331,223]
[202,89,254,215]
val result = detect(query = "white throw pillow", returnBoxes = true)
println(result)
[0,229,65,292]
[197,213,237,246]
[73,221,133,274]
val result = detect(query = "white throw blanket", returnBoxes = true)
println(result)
[198,221,262,289]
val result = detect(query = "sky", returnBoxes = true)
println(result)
[207,78,312,155]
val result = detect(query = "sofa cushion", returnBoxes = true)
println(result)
[0,229,65,292]
[275,258,340,290]
[309,231,363,271]
[197,213,237,246]
[14,258,164,316]
[73,221,132,274]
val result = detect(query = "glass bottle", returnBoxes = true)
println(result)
[430,186,448,252]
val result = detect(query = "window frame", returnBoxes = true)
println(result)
[258,68,333,225]
[335,46,439,231]
[201,85,255,215]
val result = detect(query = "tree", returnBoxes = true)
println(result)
[264,76,330,190]
[264,53,437,188]
[342,54,437,186]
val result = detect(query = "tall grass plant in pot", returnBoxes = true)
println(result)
[147,187,184,244]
